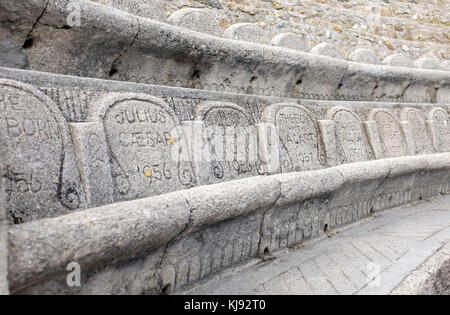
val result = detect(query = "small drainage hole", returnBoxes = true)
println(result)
[23,37,33,49]
[161,284,172,295]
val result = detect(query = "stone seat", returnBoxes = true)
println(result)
[6,152,450,294]
[1,0,450,103]
[0,67,449,224]
[0,0,449,296]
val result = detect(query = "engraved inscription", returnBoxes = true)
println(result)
[266,104,324,172]
[0,81,83,223]
[103,98,195,200]
[405,109,432,155]
[432,109,450,152]
[332,109,371,163]
[373,111,406,158]
[198,104,264,182]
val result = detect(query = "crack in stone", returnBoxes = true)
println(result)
[369,165,393,213]
[257,179,282,257]
[397,80,412,101]
[109,19,141,77]
[157,193,194,294]
[23,0,50,48]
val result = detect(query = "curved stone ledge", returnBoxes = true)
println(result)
[1,0,450,103]
[0,68,449,224]
[8,191,191,292]
[7,153,450,294]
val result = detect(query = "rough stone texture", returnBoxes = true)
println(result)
[6,153,450,294]
[168,8,220,36]
[25,0,140,79]
[414,56,440,70]
[382,53,415,68]
[391,242,450,295]
[0,0,450,297]
[91,0,166,21]
[19,246,166,295]
[259,168,344,256]
[69,122,115,208]
[0,0,47,50]
[427,107,450,153]
[0,153,8,295]
[441,60,450,72]
[271,33,309,52]
[188,101,263,185]
[87,93,196,202]
[0,1,449,103]
[184,195,450,295]
[330,159,390,223]
[310,42,344,59]
[0,67,447,220]
[320,107,372,166]
[367,109,407,159]
[8,191,190,293]
[400,108,434,156]
[141,0,450,63]
[0,42,28,69]
[160,176,280,293]
[0,79,86,223]
[262,103,326,173]
[224,23,268,43]
[348,48,378,65]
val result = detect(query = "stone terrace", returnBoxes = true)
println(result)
[94,0,450,62]
[184,195,450,295]
[0,0,449,295]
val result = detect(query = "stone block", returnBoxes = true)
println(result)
[426,107,450,153]
[168,8,220,36]
[271,33,308,52]
[399,108,434,155]
[319,107,372,166]
[365,109,408,159]
[0,79,86,223]
[224,23,268,44]
[69,122,115,208]
[382,54,414,68]
[310,43,344,59]
[261,103,326,173]
[348,48,378,65]
[87,93,196,201]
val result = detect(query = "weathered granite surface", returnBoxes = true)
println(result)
[0,67,449,224]
[7,153,450,294]
[93,0,450,63]
[0,78,86,223]
[0,153,8,295]
[183,195,450,295]
[1,0,449,103]
[0,0,449,295]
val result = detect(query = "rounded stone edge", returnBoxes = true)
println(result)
[7,191,191,292]
[87,92,175,122]
[167,8,220,36]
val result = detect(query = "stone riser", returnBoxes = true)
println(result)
[1,1,450,102]
[0,66,449,224]
[7,154,450,294]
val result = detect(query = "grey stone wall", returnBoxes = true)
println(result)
[0,66,449,224]
[0,153,8,295]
